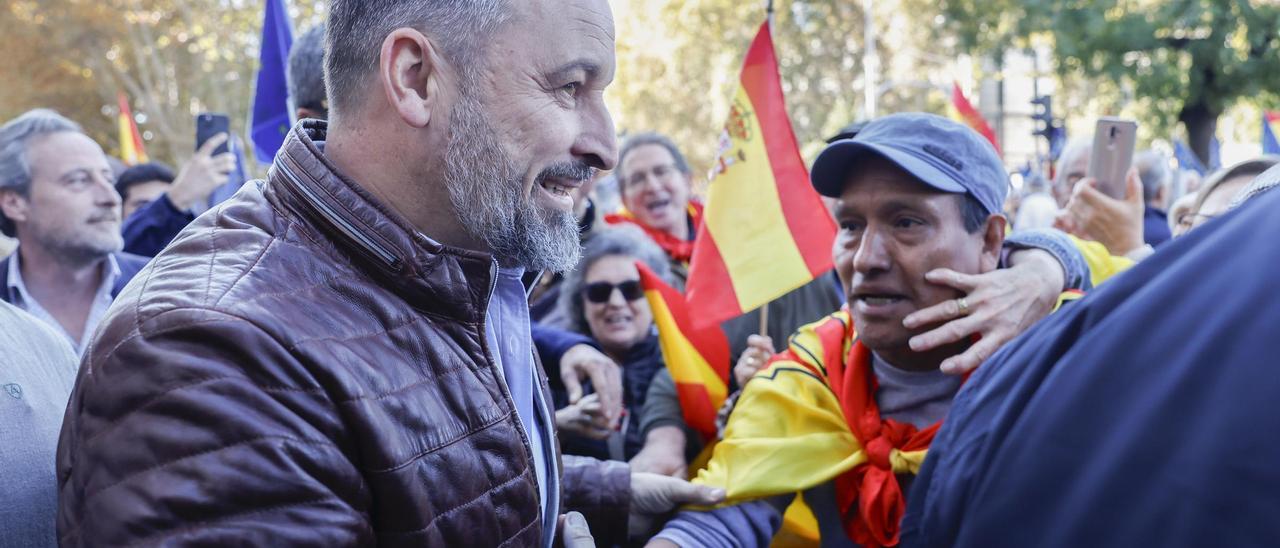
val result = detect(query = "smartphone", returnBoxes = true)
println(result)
[1088,118,1138,199]
[195,113,231,156]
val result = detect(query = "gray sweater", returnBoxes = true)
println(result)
[0,301,78,547]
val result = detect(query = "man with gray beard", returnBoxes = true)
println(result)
[56,1,721,546]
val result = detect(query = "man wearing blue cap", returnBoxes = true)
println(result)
[646,113,1089,548]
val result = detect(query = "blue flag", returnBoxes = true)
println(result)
[250,0,294,164]
[1263,113,1280,155]
[1172,140,1206,175]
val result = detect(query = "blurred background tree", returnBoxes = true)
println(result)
[940,0,1280,165]
[609,0,951,183]
[1,0,324,168]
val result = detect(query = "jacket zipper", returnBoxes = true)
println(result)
[276,160,401,269]
[475,259,549,540]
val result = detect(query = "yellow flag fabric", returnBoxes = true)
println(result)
[1068,235,1135,288]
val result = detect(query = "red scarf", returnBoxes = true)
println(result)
[604,202,703,263]
[824,332,953,548]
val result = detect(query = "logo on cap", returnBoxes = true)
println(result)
[923,144,965,171]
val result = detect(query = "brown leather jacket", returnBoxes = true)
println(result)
[56,121,631,546]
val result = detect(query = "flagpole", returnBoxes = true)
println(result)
[766,0,774,26]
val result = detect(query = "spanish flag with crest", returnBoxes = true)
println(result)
[684,21,837,330]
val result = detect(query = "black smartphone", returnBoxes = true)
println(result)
[195,113,231,156]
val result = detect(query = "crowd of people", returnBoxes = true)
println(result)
[2,1,1278,547]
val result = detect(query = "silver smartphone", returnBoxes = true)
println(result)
[1088,118,1138,199]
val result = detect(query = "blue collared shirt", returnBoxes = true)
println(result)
[5,248,120,356]
[484,265,560,547]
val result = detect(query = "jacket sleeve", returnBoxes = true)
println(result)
[57,307,371,546]
[561,454,631,547]
[121,194,196,257]
[1003,227,1092,291]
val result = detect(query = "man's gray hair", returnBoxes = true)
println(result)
[557,225,672,336]
[0,109,82,237]
[617,132,691,187]
[1134,150,1170,204]
[288,25,328,116]
[325,0,511,115]
[1053,138,1091,189]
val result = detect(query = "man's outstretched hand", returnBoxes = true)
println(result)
[629,472,725,538]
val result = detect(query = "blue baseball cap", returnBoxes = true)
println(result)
[811,112,1008,216]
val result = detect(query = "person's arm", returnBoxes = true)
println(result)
[630,425,688,477]
[562,455,632,548]
[120,194,196,257]
[648,496,790,548]
[1004,227,1091,291]
[57,308,370,544]
[638,369,703,464]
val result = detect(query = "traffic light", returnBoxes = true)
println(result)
[1031,95,1054,138]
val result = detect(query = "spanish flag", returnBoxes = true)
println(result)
[637,261,730,440]
[684,21,837,329]
[949,82,1001,155]
[117,92,148,165]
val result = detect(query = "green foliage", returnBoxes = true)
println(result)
[0,0,325,167]
[940,0,1280,158]
[611,0,948,183]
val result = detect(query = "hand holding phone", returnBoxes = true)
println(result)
[195,113,231,156]
[1088,118,1138,199]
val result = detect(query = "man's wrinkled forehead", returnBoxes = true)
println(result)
[522,0,616,66]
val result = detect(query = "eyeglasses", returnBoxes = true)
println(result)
[1175,212,1218,229]
[622,164,679,189]
[583,280,644,303]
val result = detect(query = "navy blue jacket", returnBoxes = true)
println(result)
[0,251,149,303]
[121,194,195,257]
[902,189,1280,547]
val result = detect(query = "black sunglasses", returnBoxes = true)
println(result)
[583,280,644,304]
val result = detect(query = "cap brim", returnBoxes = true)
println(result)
[811,140,968,198]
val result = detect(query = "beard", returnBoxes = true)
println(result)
[30,211,122,267]
[442,94,588,273]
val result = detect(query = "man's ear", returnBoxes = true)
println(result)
[0,190,29,228]
[378,28,447,129]
[979,214,1007,272]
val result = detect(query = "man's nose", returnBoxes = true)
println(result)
[852,229,892,275]
[94,173,122,207]
[572,98,618,171]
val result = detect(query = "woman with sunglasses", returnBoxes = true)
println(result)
[552,226,695,472]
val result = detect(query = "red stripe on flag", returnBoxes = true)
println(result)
[1267,111,1280,123]
[674,382,720,439]
[951,83,1001,155]
[739,23,837,278]
[638,262,732,413]
[683,229,743,333]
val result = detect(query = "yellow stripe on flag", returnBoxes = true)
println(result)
[702,85,814,310]
[646,288,729,403]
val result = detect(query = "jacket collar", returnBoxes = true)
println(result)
[269,120,497,324]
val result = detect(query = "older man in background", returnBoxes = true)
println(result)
[0,109,148,355]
